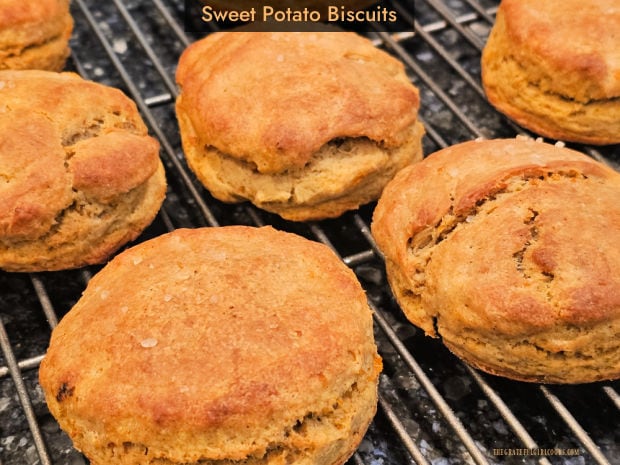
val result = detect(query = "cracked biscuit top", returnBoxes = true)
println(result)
[0,70,166,272]
[371,138,620,383]
[0,0,73,71]
[175,31,420,174]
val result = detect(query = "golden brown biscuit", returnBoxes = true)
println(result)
[175,31,424,221]
[481,0,620,145]
[372,137,620,383]
[39,226,382,465]
[0,0,73,71]
[0,70,166,272]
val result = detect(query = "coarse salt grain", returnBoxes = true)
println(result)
[120,306,129,314]
[132,256,142,265]
[112,38,127,54]
[140,338,158,348]
[100,290,110,300]
[554,141,566,148]
[164,294,172,302]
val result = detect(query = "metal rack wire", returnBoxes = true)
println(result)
[0,1,618,464]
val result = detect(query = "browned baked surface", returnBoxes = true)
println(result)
[0,70,166,272]
[39,226,381,465]
[372,137,620,383]
[481,0,620,145]
[175,31,424,221]
[0,0,73,71]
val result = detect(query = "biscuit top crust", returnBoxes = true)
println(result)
[0,70,160,240]
[176,32,420,173]
[497,0,620,100]
[372,138,620,335]
[0,0,71,47]
[0,0,67,27]
[40,226,378,458]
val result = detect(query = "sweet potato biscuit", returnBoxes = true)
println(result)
[0,0,73,71]
[39,226,382,465]
[481,0,620,145]
[175,31,424,221]
[372,137,620,383]
[0,70,166,272]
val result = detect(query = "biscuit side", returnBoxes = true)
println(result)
[177,96,424,220]
[64,377,378,465]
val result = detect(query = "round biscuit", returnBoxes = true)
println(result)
[372,137,620,383]
[39,226,381,464]
[0,70,166,271]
